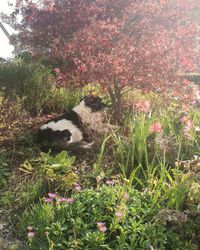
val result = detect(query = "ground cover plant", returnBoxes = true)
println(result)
[19,185,198,250]
[0,0,200,249]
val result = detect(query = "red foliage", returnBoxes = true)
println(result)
[9,0,200,120]
[11,1,199,87]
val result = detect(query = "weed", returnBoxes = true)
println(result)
[0,153,10,188]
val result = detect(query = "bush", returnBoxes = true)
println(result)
[0,62,55,114]
[0,62,81,115]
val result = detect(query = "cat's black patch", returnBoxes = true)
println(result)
[83,95,106,112]
[37,128,72,150]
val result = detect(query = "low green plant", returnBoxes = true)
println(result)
[19,151,77,191]
[18,185,161,249]
[17,178,47,208]
[0,62,54,114]
[0,190,14,208]
[158,103,200,161]
[0,176,46,215]
[92,134,112,176]
[19,184,198,250]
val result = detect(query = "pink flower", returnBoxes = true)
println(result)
[57,197,67,202]
[115,211,124,218]
[123,192,129,200]
[106,180,115,185]
[74,183,82,191]
[97,222,107,233]
[48,193,57,199]
[143,101,150,112]
[54,67,60,74]
[44,198,53,203]
[182,104,190,113]
[185,120,193,129]
[135,100,143,111]
[28,231,35,238]
[106,179,120,185]
[180,116,188,124]
[65,198,75,204]
[58,197,75,203]
[135,100,150,113]
[150,122,162,133]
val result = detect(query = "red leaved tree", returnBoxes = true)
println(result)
[8,0,200,123]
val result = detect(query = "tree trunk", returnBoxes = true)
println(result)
[108,78,123,125]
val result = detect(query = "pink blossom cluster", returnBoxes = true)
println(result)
[135,99,151,113]
[150,122,163,133]
[115,211,124,218]
[97,222,107,233]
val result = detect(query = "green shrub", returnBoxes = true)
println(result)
[0,62,54,114]
[46,87,81,113]
[0,62,81,115]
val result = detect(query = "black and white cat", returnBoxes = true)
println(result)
[37,95,113,151]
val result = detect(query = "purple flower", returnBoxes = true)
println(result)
[106,180,115,185]
[97,222,107,233]
[44,198,53,203]
[65,198,75,204]
[28,231,35,238]
[48,193,57,198]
